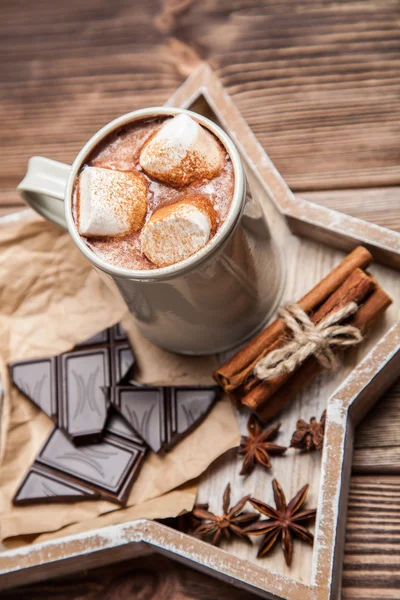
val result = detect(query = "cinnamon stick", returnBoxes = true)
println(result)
[241,267,377,411]
[213,246,373,402]
[255,286,392,422]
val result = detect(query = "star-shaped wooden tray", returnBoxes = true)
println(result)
[1,64,399,600]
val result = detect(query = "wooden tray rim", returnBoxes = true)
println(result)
[1,64,400,600]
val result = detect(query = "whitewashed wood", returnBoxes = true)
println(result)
[302,187,400,233]
[1,66,400,600]
[195,163,400,584]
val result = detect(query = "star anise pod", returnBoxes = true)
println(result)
[161,503,210,534]
[238,414,287,475]
[290,410,326,451]
[244,479,316,566]
[192,483,259,546]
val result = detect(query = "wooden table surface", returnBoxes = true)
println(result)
[1,1,399,598]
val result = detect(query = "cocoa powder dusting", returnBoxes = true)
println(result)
[72,117,235,270]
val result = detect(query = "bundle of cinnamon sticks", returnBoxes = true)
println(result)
[214,247,392,422]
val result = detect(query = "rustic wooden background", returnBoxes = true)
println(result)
[1,0,399,598]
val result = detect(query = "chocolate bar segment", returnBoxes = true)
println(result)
[111,384,220,453]
[9,323,135,445]
[38,430,133,493]
[112,344,134,384]
[75,330,109,347]
[10,357,57,421]
[31,415,146,504]
[114,387,165,452]
[13,463,99,505]
[57,348,110,444]
[74,323,135,383]
[106,411,145,444]
[13,415,146,506]
[172,387,220,438]
[111,323,128,342]
[13,413,147,505]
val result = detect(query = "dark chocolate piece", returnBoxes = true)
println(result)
[37,429,138,502]
[111,323,129,342]
[9,323,135,445]
[75,324,134,383]
[57,347,111,444]
[75,330,109,346]
[106,411,145,444]
[111,384,221,453]
[10,357,58,421]
[13,463,99,505]
[13,414,147,506]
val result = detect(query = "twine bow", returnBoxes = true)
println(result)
[254,302,363,381]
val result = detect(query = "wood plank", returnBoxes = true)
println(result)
[0,0,184,208]
[353,382,400,474]
[184,0,400,190]
[2,475,398,600]
[1,0,400,199]
[0,553,252,600]
[342,475,400,600]
[302,188,400,232]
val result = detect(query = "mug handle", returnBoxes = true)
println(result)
[17,157,71,229]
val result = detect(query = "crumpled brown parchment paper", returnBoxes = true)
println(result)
[0,211,240,545]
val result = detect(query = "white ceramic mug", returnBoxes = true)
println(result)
[18,108,284,355]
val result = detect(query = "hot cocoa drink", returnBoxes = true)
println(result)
[73,114,235,270]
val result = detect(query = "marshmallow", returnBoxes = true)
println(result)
[139,114,224,187]
[78,166,147,237]
[141,195,217,267]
